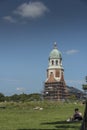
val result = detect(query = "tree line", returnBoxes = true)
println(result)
[0,93,42,102]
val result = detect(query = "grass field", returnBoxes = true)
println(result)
[0,101,85,130]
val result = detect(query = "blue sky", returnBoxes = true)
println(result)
[0,0,87,95]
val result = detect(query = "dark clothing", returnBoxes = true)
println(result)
[73,113,83,121]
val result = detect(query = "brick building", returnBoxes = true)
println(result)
[43,42,68,100]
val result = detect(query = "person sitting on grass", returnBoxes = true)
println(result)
[67,108,83,122]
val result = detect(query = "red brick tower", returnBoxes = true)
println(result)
[44,42,68,100]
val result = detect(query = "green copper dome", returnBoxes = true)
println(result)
[49,43,62,59]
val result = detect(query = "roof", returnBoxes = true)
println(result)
[49,42,62,59]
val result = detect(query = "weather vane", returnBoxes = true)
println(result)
[54,41,57,49]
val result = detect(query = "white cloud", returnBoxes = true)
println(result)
[3,16,16,23]
[16,87,25,92]
[14,1,49,18]
[66,49,79,55]
[3,2,49,23]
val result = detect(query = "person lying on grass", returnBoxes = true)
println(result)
[67,108,83,122]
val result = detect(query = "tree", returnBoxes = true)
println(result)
[80,76,87,130]
[0,93,5,102]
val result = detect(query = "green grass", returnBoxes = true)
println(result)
[0,101,85,130]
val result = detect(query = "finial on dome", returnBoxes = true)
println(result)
[54,42,57,49]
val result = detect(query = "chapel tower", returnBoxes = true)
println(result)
[44,42,68,100]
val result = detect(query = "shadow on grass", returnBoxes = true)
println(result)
[17,121,82,130]
[17,128,54,130]
[41,120,81,130]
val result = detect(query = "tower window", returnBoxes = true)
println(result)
[51,72,53,74]
[52,60,54,65]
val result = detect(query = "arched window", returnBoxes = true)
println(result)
[52,60,54,65]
